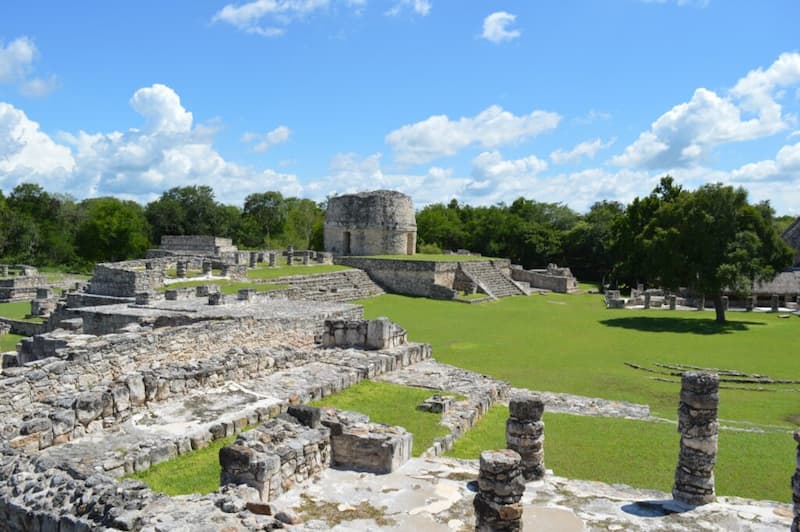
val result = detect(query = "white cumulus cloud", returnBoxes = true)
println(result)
[613,53,800,169]
[242,125,292,152]
[550,138,615,165]
[481,12,521,44]
[1,84,301,204]
[0,36,58,97]
[386,0,431,17]
[212,0,331,36]
[385,105,561,165]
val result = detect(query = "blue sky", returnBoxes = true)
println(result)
[1,0,800,213]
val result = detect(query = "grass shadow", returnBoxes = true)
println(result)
[599,317,765,335]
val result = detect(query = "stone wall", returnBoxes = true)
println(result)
[89,264,165,297]
[335,257,458,298]
[320,317,407,350]
[324,190,417,256]
[158,235,237,255]
[0,316,47,337]
[511,263,579,293]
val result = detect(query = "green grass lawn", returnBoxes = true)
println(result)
[310,380,454,457]
[359,293,800,428]
[357,253,497,262]
[160,279,288,295]
[446,406,794,502]
[247,264,352,280]
[128,432,242,496]
[0,301,43,322]
[0,333,23,352]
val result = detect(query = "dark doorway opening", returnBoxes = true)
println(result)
[343,231,351,255]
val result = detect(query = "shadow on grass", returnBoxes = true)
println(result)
[599,317,765,335]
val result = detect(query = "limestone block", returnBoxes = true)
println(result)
[126,375,146,406]
[75,391,104,425]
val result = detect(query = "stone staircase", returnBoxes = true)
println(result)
[267,269,384,303]
[458,262,528,299]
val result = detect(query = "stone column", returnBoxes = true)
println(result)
[258,252,265,263]
[745,295,754,312]
[673,371,719,506]
[696,296,705,311]
[771,294,779,312]
[506,394,545,481]
[1,265,7,277]
[286,247,294,266]
[644,293,651,309]
[176,261,187,278]
[474,449,525,532]
[669,295,677,310]
[202,260,212,275]
[302,252,310,266]
[268,252,276,267]
[721,296,728,311]
[208,292,222,305]
[249,252,257,268]
[792,430,800,532]
[220,265,230,278]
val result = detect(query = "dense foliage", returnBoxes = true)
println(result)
[1,178,793,291]
[0,184,325,271]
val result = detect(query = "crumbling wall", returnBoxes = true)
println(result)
[335,257,458,298]
[89,264,164,297]
[511,263,579,293]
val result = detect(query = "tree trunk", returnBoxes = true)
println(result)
[713,293,726,323]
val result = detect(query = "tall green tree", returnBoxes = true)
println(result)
[242,191,287,247]
[634,181,793,323]
[75,197,151,263]
[145,186,226,242]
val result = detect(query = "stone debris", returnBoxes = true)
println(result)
[474,449,526,531]
[673,371,719,506]
[506,393,545,481]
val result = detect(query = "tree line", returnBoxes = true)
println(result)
[0,183,324,270]
[417,177,795,322]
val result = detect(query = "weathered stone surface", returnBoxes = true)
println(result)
[674,371,719,506]
[475,449,525,531]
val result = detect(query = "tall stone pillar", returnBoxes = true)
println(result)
[202,260,213,275]
[745,295,754,312]
[792,430,800,532]
[268,252,276,267]
[249,252,257,268]
[176,261,187,278]
[721,296,728,311]
[644,293,651,309]
[673,371,719,506]
[302,252,310,266]
[506,394,545,481]
[771,294,779,312]
[286,247,294,266]
[474,450,525,532]
[669,294,677,310]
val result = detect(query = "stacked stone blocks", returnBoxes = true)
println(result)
[474,449,526,531]
[506,393,545,481]
[673,371,719,506]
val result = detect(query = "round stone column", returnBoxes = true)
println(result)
[474,449,525,531]
[673,371,719,506]
[506,394,545,481]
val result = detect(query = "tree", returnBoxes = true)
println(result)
[563,201,624,281]
[284,198,324,249]
[242,191,287,247]
[145,186,226,243]
[635,181,793,323]
[75,197,151,263]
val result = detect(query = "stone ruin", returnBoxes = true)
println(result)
[324,190,417,256]
[474,449,526,531]
[0,264,45,303]
[510,263,580,294]
[506,393,545,481]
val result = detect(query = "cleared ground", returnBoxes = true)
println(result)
[0,301,43,322]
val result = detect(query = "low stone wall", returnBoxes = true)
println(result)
[335,257,459,298]
[511,266,579,293]
[89,264,165,297]
[0,446,286,530]
[320,317,407,350]
[220,410,331,501]
[0,316,46,337]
